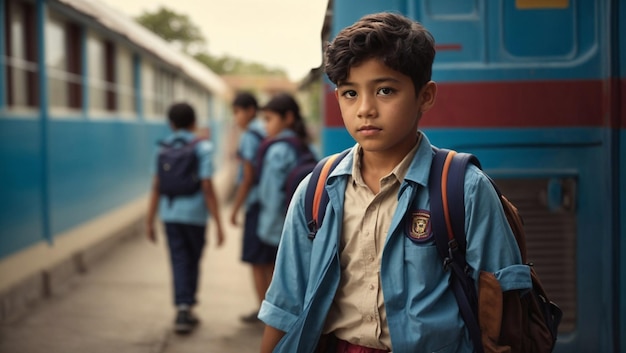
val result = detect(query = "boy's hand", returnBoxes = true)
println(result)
[146,222,157,243]
[215,228,225,247]
[230,209,239,226]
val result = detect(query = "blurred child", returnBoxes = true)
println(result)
[229,92,271,323]
[256,92,312,248]
[146,102,225,334]
[259,13,528,353]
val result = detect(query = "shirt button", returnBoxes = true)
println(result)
[369,256,375,262]
[367,315,374,321]
[369,284,375,290]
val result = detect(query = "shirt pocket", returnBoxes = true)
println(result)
[403,241,446,293]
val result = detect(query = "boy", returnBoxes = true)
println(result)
[146,102,225,334]
[258,12,530,353]
[229,92,272,323]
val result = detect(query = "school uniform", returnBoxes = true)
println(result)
[258,133,531,353]
[154,129,214,307]
[255,129,299,247]
[238,119,277,264]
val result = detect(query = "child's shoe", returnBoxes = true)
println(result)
[174,306,199,334]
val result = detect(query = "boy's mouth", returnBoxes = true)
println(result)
[357,125,382,136]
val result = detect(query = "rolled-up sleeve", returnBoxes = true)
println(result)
[463,165,531,290]
[259,175,313,331]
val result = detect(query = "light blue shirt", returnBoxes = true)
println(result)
[237,118,266,206]
[257,129,299,246]
[152,130,214,226]
[258,133,531,353]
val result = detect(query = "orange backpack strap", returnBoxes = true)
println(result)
[304,149,351,240]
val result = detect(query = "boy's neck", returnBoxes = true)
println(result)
[359,135,422,188]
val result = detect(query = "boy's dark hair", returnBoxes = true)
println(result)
[167,102,196,129]
[232,91,258,110]
[324,12,436,94]
[262,92,309,143]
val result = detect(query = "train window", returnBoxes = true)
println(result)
[46,14,69,112]
[141,60,157,119]
[116,46,135,118]
[4,0,38,110]
[104,41,116,112]
[153,68,175,117]
[66,23,82,110]
[87,31,106,115]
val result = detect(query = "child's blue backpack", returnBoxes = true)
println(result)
[254,137,318,209]
[157,137,204,202]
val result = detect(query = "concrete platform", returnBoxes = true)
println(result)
[0,203,265,353]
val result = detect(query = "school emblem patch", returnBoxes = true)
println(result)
[406,210,432,243]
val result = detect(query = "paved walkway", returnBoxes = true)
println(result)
[0,204,265,353]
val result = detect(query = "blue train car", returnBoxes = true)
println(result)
[0,0,231,258]
[320,0,624,351]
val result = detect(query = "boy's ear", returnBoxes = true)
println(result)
[286,111,296,125]
[334,88,339,101]
[419,81,437,113]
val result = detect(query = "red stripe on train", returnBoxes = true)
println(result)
[324,80,614,128]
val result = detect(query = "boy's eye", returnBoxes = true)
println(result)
[377,87,394,96]
[341,90,357,98]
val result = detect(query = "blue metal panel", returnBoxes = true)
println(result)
[618,1,626,349]
[47,119,167,235]
[0,0,6,109]
[502,2,575,58]
[614,128,626,347]
[421,0,485,64]
[320,127,354,156]
[0,117,45,258]
[332,0,407,38]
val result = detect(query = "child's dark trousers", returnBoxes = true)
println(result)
[164,223,206,306]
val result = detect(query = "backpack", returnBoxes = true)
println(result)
[156,137,204,202]
[305,148,563,353]
[254,136,318,208]
[236,129,264,160]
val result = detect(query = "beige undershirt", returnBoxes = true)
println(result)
[323,134,422,350]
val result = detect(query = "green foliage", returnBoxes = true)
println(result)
[135,6,205,53]
[135,6,287,77]
[193,53,286,76]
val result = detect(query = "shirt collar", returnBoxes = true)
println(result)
[168,129,195,141]
[349,133,423,186]
[329,132,434,188]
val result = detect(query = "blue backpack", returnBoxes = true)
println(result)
[157,137,204,202]
[254,137,318,209]
[305,148,561,353]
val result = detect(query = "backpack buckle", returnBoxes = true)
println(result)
[307,220,318,240]
[443,257,453,271]
[443,239,459,271]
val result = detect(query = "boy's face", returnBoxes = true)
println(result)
[335,58,436,159]
[233,106,255,129]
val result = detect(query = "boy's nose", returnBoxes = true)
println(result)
[356,97,377,118]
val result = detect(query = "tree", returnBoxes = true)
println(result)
[135,7,205,54]
[135,7,288,77]
[194,53,287,77]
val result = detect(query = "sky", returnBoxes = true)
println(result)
[99,0,330,81]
